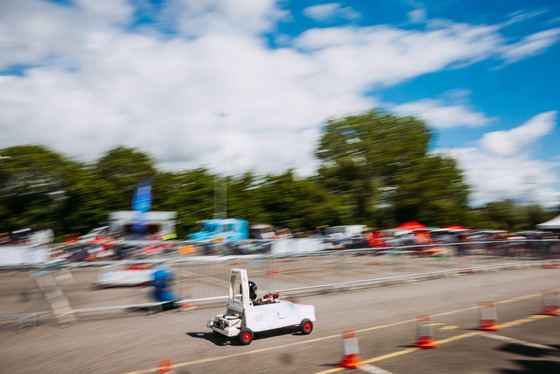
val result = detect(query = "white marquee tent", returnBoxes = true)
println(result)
[536,215,560,230]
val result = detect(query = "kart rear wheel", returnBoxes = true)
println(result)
[239,328,253,345]
[300,319,313,335]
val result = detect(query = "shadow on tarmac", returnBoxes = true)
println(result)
[499,343,559,358]
[186,326,307,346]
[497,342,560,373]
[186,331,230,346]
[498,359,560,373]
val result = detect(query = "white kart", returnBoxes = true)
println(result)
[207,268,316,345]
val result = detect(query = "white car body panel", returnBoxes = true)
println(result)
[96,269,155,287]
[244,300,315,332]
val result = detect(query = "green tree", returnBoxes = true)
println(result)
[0,145,79,234]
[315,109,470,228]
[393,154,470,227]
[522,204,556,230]
[226,171,267,224]
[469,201,557,231]
[93,146,157,210]
[59,168,115,235]
[153,168,215,237]
[248,170,349,230]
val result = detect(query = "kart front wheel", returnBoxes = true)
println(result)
[239,328,254,345]
[300,319,313,335]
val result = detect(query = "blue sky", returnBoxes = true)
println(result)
[0,0,559,207]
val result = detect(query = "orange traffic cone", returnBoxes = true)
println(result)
[542,290,560,316]
[414,314,439,349]
[478,301,501,331]
[179,301,197,311]
[337,329,363,369]
[158,358,173,374]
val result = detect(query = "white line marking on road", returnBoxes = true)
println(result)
[360,364,394,374]
[440,325,459,330]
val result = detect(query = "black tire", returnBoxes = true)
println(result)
[300,319,313,335]
[239,327,253,345]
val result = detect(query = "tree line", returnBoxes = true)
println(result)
[0,109,556,240]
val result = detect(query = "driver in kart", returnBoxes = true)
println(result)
[248,280,278,305]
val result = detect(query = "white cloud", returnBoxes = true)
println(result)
[503,9,548,27]
[303,4,339,22]
[392,98,496,129]
[408,9,426,24]
[0,0,132,69]
[73,0,133,21]
[437,146,560,207]
[500,28,560,63]
[292,23,504,89]
[479,111,557,156]
[303,3,359,23]
[435,111,559,207]
[167,0,287,38]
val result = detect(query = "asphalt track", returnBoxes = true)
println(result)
[0,260,558,373]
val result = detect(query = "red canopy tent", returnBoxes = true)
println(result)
[444,225,470,231]
[393,221,429,231]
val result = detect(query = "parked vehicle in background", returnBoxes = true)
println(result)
[187,219,249,242]
[514,231,557,239]
[186,219,277,255]
[323,225,368,248]
[249,223,275,239]
[108,211,177,240]
[79,226,110,243]
[379,229,416,248]
[186,219,248,254]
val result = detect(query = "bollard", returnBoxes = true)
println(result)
[478,301,500,331]
[337,329,363,369]
[542,290,560,316]
[158,358,173,374]
[414,314,439,349]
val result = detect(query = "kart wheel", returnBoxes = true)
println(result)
[300,319,313,335]
[239,328,253,345]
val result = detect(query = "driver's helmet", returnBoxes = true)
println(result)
[248,280,257,300]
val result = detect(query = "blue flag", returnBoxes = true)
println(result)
[132,178,152,235]
[132,178,152,213]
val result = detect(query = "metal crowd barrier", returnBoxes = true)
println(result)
[1,238,558,328]
[0,311,51,332]
[61,301,172,319]
[174,258,560,307]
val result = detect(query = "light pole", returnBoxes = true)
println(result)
[212,110,231,219]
